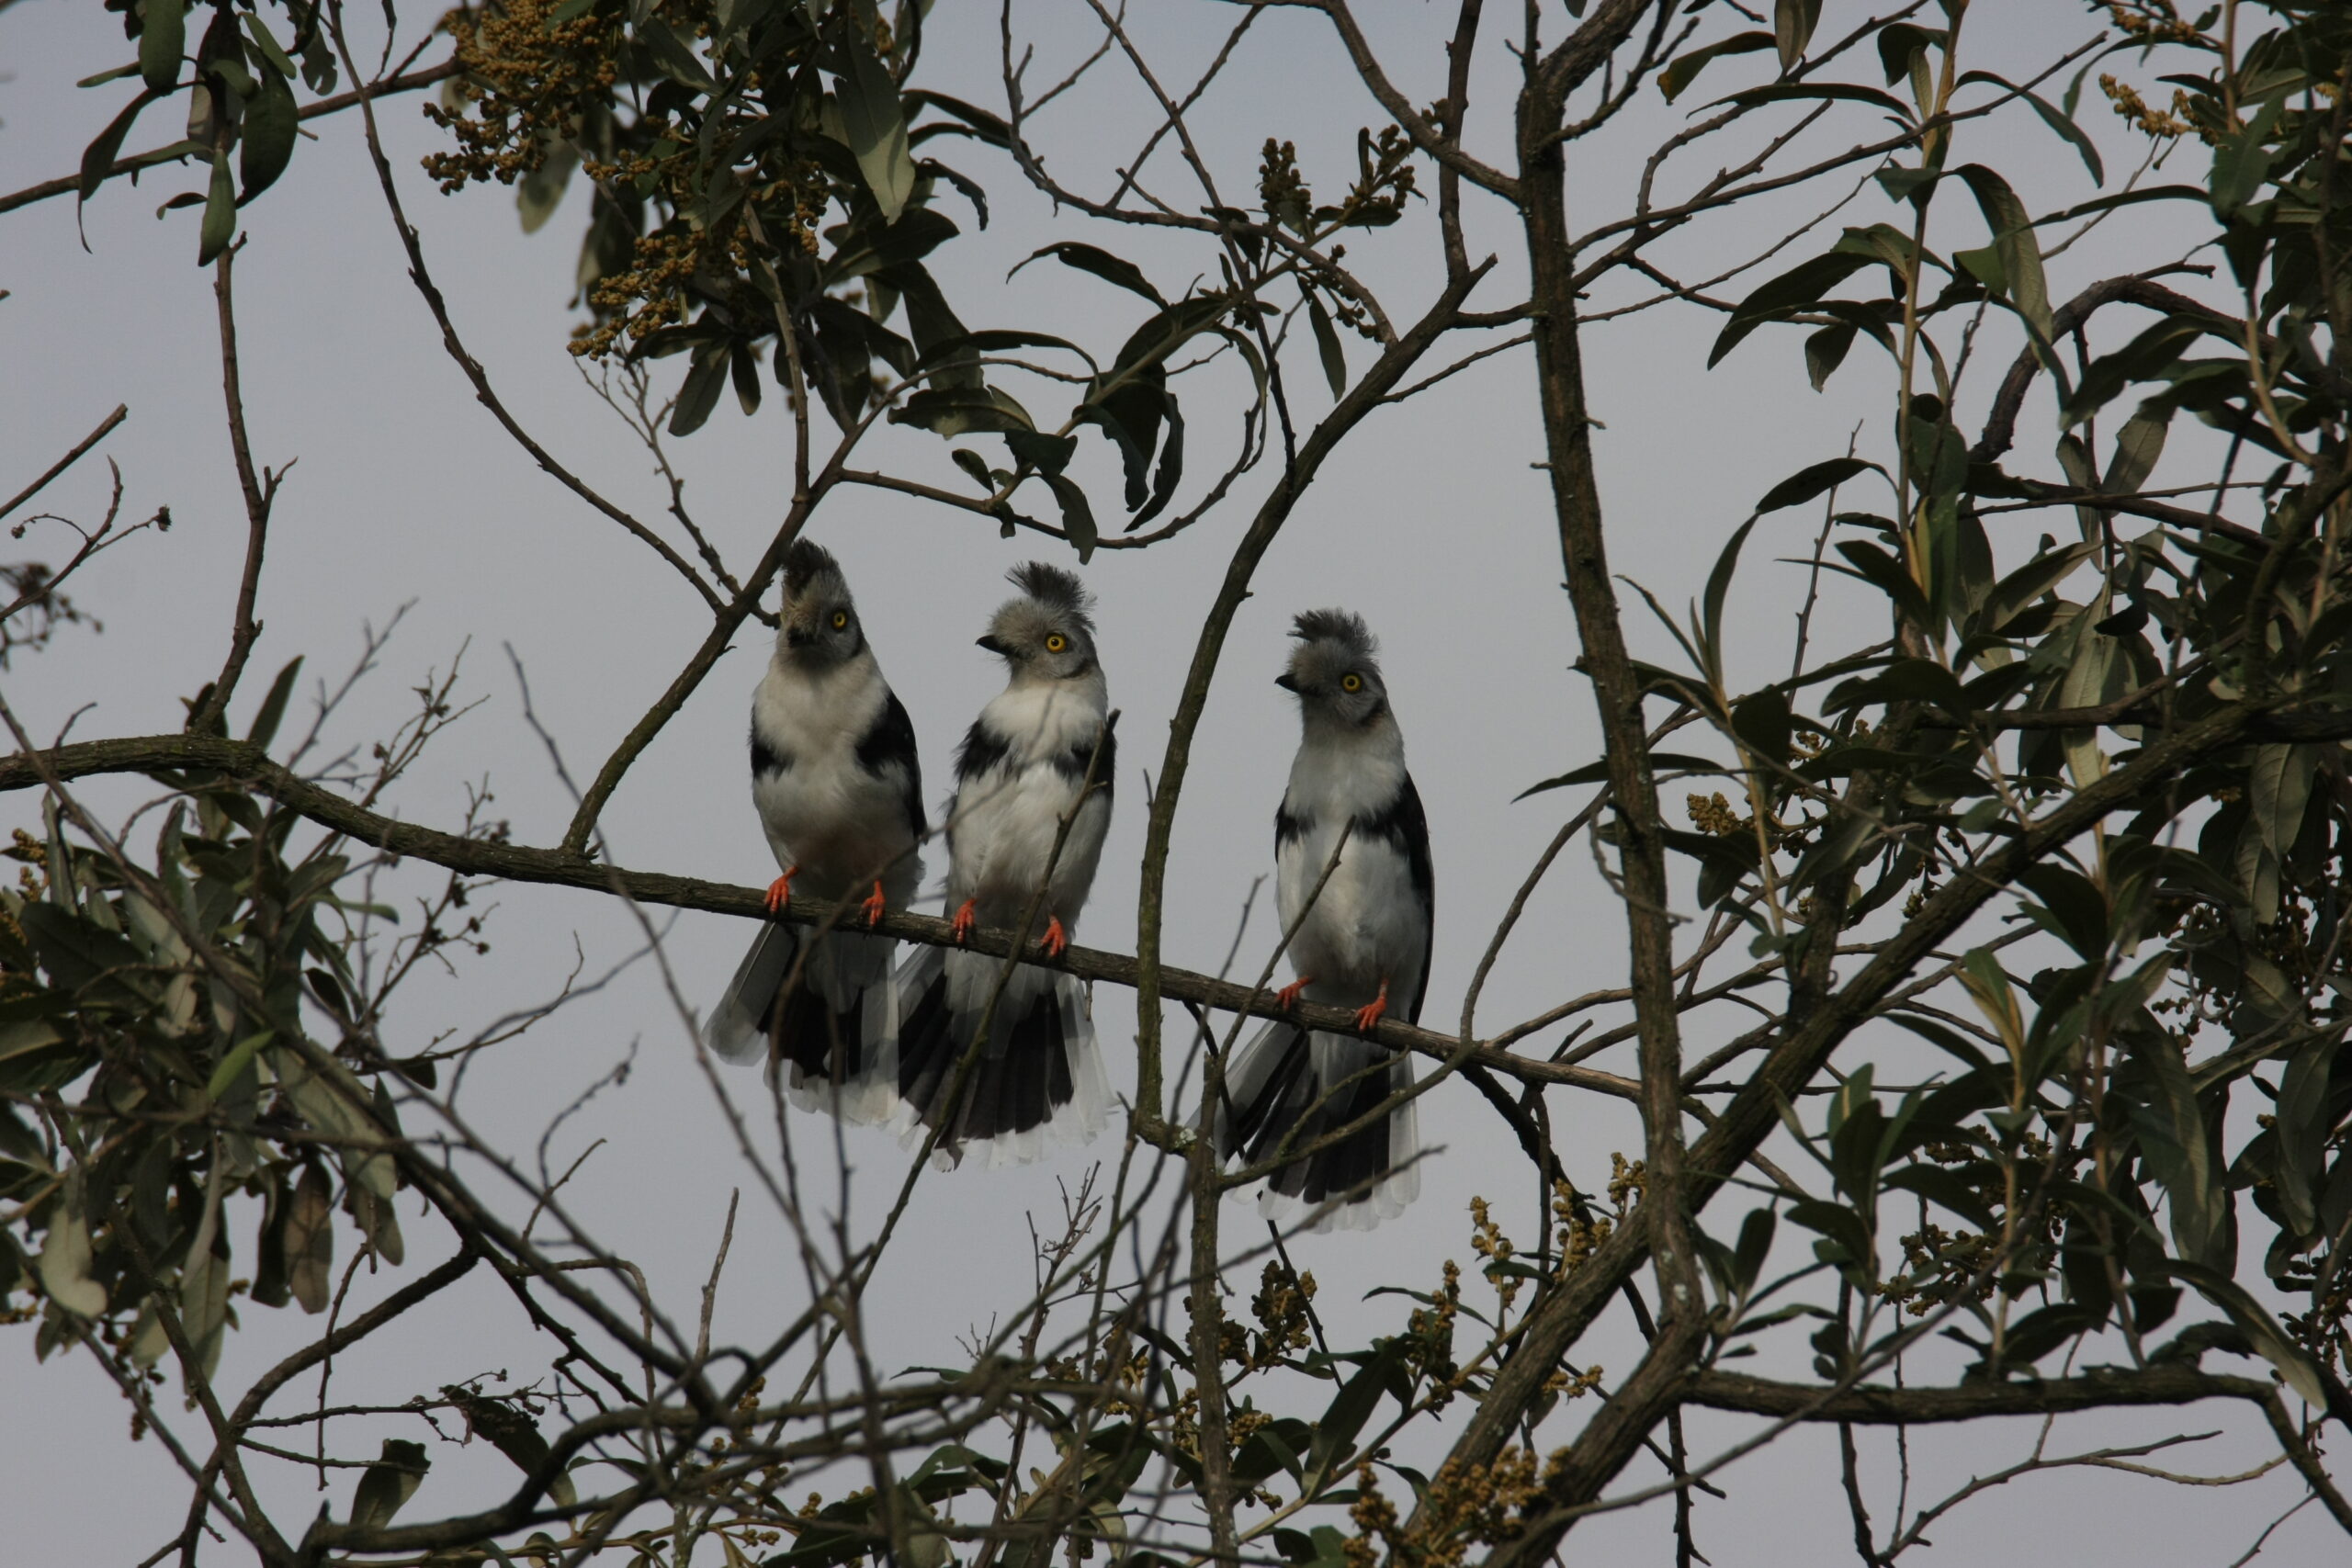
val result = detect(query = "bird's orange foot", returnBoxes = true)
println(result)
[857,881,889,928]
[763,868,797,916]
[950,898,978,944]
[1039,916,1069,959]
[1352,982,1391,1033]
[1274,976,1314,1010]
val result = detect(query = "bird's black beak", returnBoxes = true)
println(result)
[1273,671,1299,692]
[976,634,1010,656]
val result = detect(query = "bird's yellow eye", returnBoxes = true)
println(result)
[1341,672,1363,693]
[1046,633,1068,653]
[831,611,849,629]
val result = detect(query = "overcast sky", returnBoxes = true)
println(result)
[1,1,2328,1562]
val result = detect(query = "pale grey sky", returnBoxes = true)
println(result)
[1,1,2324,1562]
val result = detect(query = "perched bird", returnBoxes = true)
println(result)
[893,561,1114,1164]
[1217,610,1430,1229]
[704,541,924,1122]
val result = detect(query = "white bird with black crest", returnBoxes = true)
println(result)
[1216,609,1430,1229]
[704,541,925,1122]
[893,561,1114,1165]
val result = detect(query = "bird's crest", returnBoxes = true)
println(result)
[784,540,844,599]
[1010,561,1093,625]
[1291,608,1375,659]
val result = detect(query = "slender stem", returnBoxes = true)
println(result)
[193,243,277,735]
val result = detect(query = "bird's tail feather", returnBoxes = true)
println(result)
[703,923,901,1124]
[892,944,1107,1167]
[1216,1022,1418,1232]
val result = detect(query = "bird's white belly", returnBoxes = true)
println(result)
[951,762,1085,918]
[755,759,915,900]
[1282,828,1419,996]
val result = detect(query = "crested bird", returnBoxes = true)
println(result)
[704,541,925,1122]
[1216,609,1430,1229]
[893,561,1114,1165]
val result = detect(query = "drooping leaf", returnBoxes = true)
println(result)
[1009,242,1166,306]
[350,1438,430,1529]
[1306,293,1345,399]
[837,23,915,221]
[1659,31,1773,102]
[238,62,298,200]
[197,149,236,265]
[78,90,156,203]
[140,0,186,95]
[1757,457,1880,514]
[1043,474,1099,562]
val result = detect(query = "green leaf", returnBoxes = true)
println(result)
[1303,1341,1404,1488]
[78,90,156,202]
[245,656,303,748]
[1804,323,1857,390]
[1720,82,1913,120]
[950,448,996,491]
[285,1161,334,1314]
[1757,457,1879,514]
[1956,71,2102,183]
[198,149,236,265]
[1306,293,1345,399]
[2158,1260,2327,1409]
[838,26,916,222]
[241,13,299,78]
[444,1388,577,1508]
[2016,863,2108,961]
[517,141,579,235]
[237,62,297,199]
[351,1438,430,1529]
[668,344,730,436]
[1514,752,1723,799]
[36,1168,107,1318]
[890,385,1035,437]
[1977,541,2094,635]
[205,1029,273,1101]
[1659,31,1772,102]
[2208,94,2284,217]
[2271,1036,2335,1238]
[1953,164,2049,337]
[2130,1034,2233,1271]
[1709,252,1874,366]
[917,328,1093,370]
[2030,185,2206,230]
[1009,242,1166,306]
[141,0,186,95]
[1043,474,1098,563]
[1771,0,1823,70]
[1003,430,1077,476]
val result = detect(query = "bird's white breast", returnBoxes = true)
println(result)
[1276,719,1423,998]
[947,676,1111,925]
[750,651,919,899]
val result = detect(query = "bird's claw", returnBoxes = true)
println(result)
[1352,984,1390,1033]
[1039,916,1069,959]
[857,881,888,928]
[950,898,978,944]
[1274,976,1312,1010]
[763,869,796,916]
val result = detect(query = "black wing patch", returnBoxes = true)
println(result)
[1051,724,1117,798]
[855,687,927,836]
[954,718,1011,784]
[1274,802,1307,850]
[1354,773,1435,1024]
[750,723,792,779]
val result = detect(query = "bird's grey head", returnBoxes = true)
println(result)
[1277,608,1389,728]
[778,541,865,669]
[978,562,1101,682]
